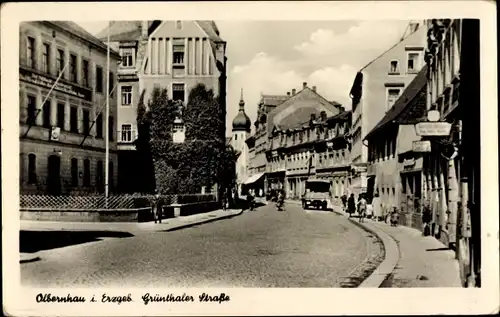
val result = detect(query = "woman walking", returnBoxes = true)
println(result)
[347,193,356,218]
[358,194,367,223]
[372,192,383,221]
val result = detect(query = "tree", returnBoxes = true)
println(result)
[135,83,237,196]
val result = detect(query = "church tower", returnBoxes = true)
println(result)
[231,89,251,195]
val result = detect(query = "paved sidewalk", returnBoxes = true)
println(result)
[357,218,462,287]
[20,208,243,234]
[20,208,243,263]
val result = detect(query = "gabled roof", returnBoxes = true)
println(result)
[364,65,428,141]
[197,21,224,42]
[47,21,120,57]
[266,87,342,135]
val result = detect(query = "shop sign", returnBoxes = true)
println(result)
[415,122,451,136]
[412,140,431,152]
[403,158,416,167]
[20,67,92,101]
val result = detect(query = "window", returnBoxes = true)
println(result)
[42,99,51,128]
[176,21,182,30]
[121,48,135,67]
[121,86,132,105]
[83,159,90,186]
[27,37,36,68]
[27,95,37,125]
[108,116,114,141]
[28,154,37,184]
[234,134,237,140]
[82,60,90,87]
[172,83,185,102]
[57,102,65,129]
[71,158,78,186]
[173,44,185,65]
[70,54,77,83]
[387,88,401,110]
[57,49,65,78]
[121,124,132,142]
[109,72,114,96]
[407,52,420,72]
[42,43,50,74]
[96,114,103,138]
[96,66,103,93]
[389,60,399,74]
[83,109,90,135]
[96,160,104,192]
[70,106,78,133]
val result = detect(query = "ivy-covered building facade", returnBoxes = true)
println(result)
[96,20,227,193]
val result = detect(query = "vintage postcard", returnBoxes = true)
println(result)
[1,1,498,316]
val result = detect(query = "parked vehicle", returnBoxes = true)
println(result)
[301,179,331,210]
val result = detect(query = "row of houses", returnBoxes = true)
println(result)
[19,20,227,195]
[363,19,480,287]
[231,19,479,286]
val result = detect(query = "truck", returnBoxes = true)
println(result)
[301,178,331,210]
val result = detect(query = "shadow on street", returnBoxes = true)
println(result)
[20,230,134,253]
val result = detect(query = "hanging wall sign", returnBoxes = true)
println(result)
[412,140,432,152]
[415,122,452,136]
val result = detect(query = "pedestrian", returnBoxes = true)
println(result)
[372,192,383,221]
[259,188,263,197]
[358,194,367,223]
[222,190,228,211]
[390,206,399,226]
[341,194,347,211]
[153,193,162,224]
[422,205,432,236]
[347,193,356,218]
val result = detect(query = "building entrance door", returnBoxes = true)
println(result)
[47,155,61,195]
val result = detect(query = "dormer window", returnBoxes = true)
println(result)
[176,21,182,30]
[389,60,399,74]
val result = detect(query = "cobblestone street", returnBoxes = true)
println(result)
[21,203,382,287]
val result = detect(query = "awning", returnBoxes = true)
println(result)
[244,172,265,185]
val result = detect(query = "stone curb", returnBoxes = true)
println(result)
[20,254,41,264]
[348,219,400,288]
[161,209,244,232]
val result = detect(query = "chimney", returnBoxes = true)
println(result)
[310,113,316,121]
[141,21,148,38]
[303,82,307,89]
[320,111,327,121]
[292,89,296,95]
[312,86,317,92]
[287,92,290,96]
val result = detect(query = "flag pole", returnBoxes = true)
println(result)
[105,21,110,199]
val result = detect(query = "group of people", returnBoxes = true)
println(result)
[342,192,399,225]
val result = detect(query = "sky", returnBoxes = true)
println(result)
[78,20,411,135]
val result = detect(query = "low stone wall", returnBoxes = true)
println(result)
[20,207,152,223]
[162,201,219,219]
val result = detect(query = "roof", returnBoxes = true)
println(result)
[47,21,120,57]
[364,65,428,141]
[326,110,351,123]
[267,87,342,135]
[260,94,289,107]
[96,20,223,43]
[95,21,144,42]
[197,21,224,42]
